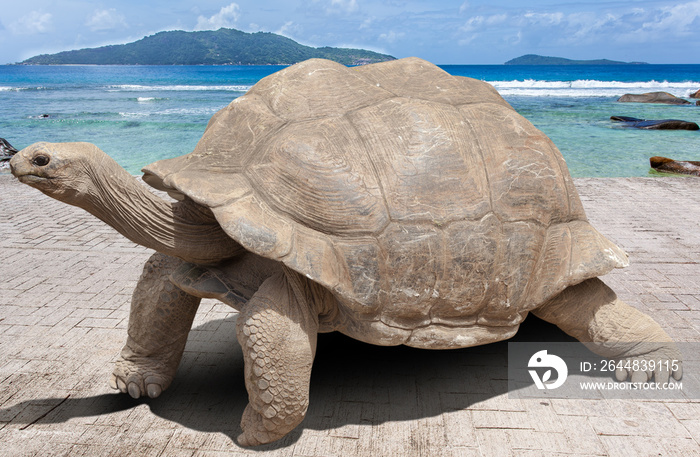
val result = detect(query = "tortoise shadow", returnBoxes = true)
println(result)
[0,313,574,449]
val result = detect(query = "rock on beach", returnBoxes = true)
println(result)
[611,116,699,130]
[617,92,691,105]
[650,156,700,176]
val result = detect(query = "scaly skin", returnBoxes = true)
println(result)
[235,271,319,446]
[533,277,682,383]
[110,253,201,398]
[168,258,325,446]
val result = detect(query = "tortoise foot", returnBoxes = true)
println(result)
[109,337,182,399]
[111,253,200,400]
[610,343,683,384]
[534,278,683,385]
[237,403,299,446]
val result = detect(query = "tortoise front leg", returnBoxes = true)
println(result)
[532,277,682,383]
[110,253,200,398]
[236,270,319,446]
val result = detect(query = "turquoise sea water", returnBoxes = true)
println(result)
[1,63,699,177]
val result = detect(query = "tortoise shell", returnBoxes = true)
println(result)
[143,57,627,348]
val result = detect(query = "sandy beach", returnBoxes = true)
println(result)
[1,173,700,456]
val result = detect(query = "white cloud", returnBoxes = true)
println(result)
[510,30,523,46]
[567,12,618,41]
[460,14,507,33]
[275,21,304,38]
[455,2,700,51]
[522,12,564,26]
[459,2,470,14]
[360,16,374,30]
[195,3,240,30]
[379,30,405,44]
[86,9,128,32]
[641,0,700,35]
[9,11,52,35]
[322,0,359,15]
[511,1,700,47]
[334,0,358,12]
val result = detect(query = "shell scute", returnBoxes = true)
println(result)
[247,116,389,235]
[376,224,443,329]
[142,93,283,205]
[332,238,383,315]
[347,97,491,223]
[458,103,572,225]
[212,194,293,260]
[284,225,343,290]
[353,56,510,108]
[248,58,393,120]
[190,94,285,167]
[429,214,501,326]
[475,221,545,327]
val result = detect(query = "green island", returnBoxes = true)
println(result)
[19,28,395,66]
[505,54,648,65]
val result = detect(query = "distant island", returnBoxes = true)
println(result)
[19,28,395,66]
[505,54,648,65]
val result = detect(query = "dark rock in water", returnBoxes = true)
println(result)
[650,156,700,176]
[611,116,699,130]
[0,138,18,162]
[690,89,700,99]
[39,114,50,118]
[617,92,691,105]
[610,116,641,123]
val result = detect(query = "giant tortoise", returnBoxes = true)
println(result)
[9,57,681,446]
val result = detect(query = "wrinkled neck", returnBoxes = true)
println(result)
[79,158,242,264]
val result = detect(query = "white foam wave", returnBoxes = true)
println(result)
[109,84,252,92]
[0,86,48,92]
[489,79,700,98]
[158,107,220,115]
[119,107,220,117]
[119,112,149,118]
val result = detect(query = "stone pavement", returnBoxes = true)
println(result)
[1,174,699,457]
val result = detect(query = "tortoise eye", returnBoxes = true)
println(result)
[32,155,50,167]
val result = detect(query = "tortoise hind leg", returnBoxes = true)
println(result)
[110,253,200,398]
[532,277,682,383]
[236,270,318,446]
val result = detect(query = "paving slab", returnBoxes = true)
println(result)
[1,174,699,456]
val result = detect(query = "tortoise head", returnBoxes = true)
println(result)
[9,142,108,205]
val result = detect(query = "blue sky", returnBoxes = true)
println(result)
[2,0,699,64]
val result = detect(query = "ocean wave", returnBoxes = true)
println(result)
[136,97,168,103]
[489,79,700,98]
[108,84,252,92]
[158,107,221,115]
[119,107,219,117]
[119,112,149,118]
[0,86,49,92]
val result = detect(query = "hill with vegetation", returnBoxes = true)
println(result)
[505,54,647,65]
[20,28,395,66]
